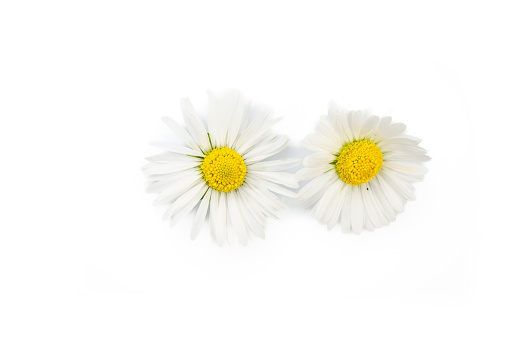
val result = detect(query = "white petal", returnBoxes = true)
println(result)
[350,186,364,234]
[338,110,354,143]
[379,168,416,201]
[295,167,327,182]
[170,183,207,226]
[328,102,352,142]
[382,161,428,178]
[162,181,204,221]
[253,183,289,215]
[313,180,343,224]
[227,191,248,246]
[214,193,227,246]
[146,180,172,193]
[378,136,422,148]
[153,175,201,206]
[149,142,203,157]
[340,191,352,233]
[380,143,427,155]
[237,118,280,154]
[326,184,350,230]
[235,110,276,153]
[236,189,265,239]
[303,152,336,168]
[297,171,337,208]
[244,182,287,219]
[223,90,246,147]
[237,101,251,138]
[370,116,392,143]
[258,180,297,198]
[145,153,191,163]
[243,135,289,163]
[301,133,338,154]
[181,98,210,152]
[247,158,301,172]
[364,215,375,231]
[142,161,200,175]
[162,116,201,151]
[190,188,211,240]
[377,173,406,213]
[238,184,269,218]
[206,91,223,147]
[349,110,364,141]
[359,115,379,140]
[328,100,345,113]
[369,178,396,222]
[376,122,406,141]
[383,152,431,162]
[209,191,219,243]
[316,115,342,146]
[361,182,388,228]
[248,171,299,188]
[146,167,198,184]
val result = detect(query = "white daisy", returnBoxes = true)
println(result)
[144,90,300,246]
[297,102,430,234]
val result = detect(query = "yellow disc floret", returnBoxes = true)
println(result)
[335,139,383,186]
[201,147,247,193]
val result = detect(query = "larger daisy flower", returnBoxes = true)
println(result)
[297,102,430,234]
[144,90,300,246]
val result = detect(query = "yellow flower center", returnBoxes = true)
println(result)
[335,140,383,186]
[201,147,247,193]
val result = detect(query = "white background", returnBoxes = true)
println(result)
[0,1,505,337]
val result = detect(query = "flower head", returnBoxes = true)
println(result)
[297,102,430,233]
[144,90,300,246]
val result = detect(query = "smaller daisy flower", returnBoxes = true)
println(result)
[143,90,300,246]
[297,102,430,233]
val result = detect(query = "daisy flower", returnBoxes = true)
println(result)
[144,90,300,246]
[297,102,430,234]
